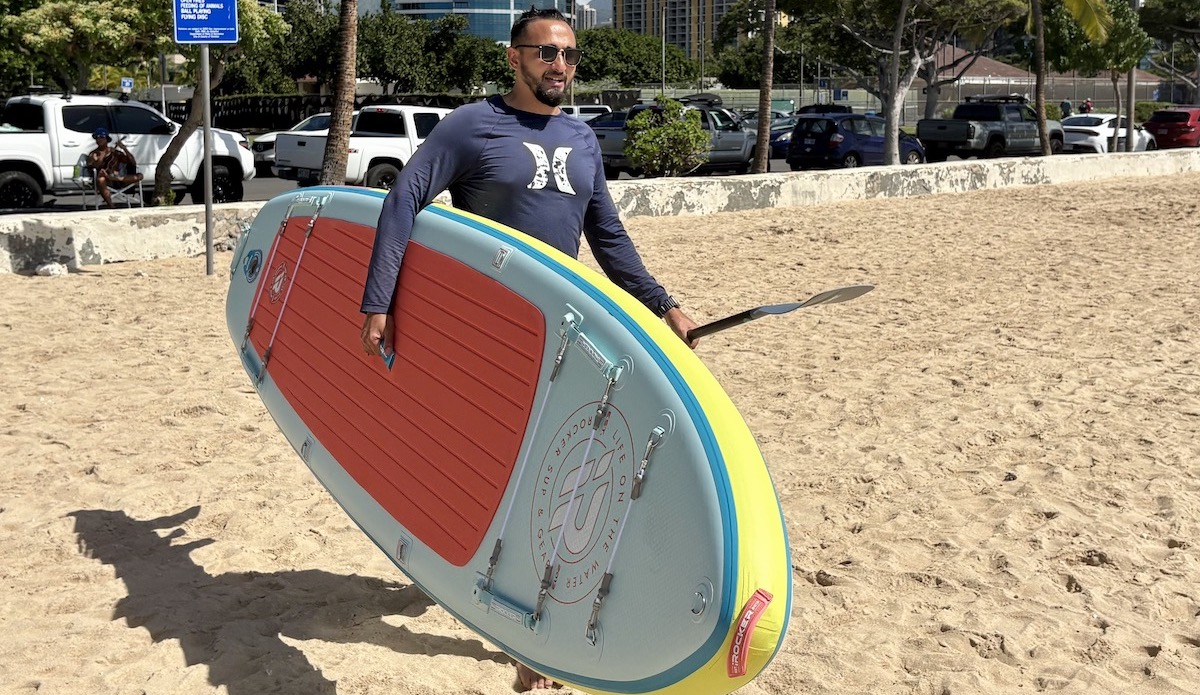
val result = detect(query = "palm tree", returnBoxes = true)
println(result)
[1031,0,1112,155]
[321,0,358,186]
[753,0,777,174]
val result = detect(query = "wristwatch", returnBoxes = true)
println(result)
[654,295,680,317]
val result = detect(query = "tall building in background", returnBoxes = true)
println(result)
[576,2,598,29]
[614,0,736,59]
[357,0,580,43]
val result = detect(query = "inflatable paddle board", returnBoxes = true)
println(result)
[225,186,791,695]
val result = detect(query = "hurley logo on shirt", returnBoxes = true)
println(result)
[523,143,576,195]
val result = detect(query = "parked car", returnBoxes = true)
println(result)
[0,93,254,208]
[593,102,756,178]
[254,111,358,176]
[1062,113,1156,153]
[786,114,925,169]
[1143,107,1200,149]
[768,115,801,158]
[916,94,1063,161]
[559,104,612,120]
[738,108,792,128]
[274,104,451,188]
[797,103,853,115]
[587,111,628,128]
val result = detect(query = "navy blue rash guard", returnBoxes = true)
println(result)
[360,95,671,316]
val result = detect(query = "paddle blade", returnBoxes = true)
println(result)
[689,285,874,341]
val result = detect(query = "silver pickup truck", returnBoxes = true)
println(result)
[593,102,756,178]
[916,95,1064,161]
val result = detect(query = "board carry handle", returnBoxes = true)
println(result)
[473,577,541,632]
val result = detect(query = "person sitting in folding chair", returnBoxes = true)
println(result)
[86,128,143,208]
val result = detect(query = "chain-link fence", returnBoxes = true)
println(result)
[632,76,1190,124]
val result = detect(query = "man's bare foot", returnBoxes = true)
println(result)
[515,663,559,690]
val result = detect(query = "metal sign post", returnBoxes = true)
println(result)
[173,0,238,276]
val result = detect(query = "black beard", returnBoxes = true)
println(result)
[535,79,566,107]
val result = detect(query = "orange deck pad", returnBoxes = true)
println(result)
[248,216,546,566]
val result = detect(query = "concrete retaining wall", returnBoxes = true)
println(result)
[3,149,1197,274]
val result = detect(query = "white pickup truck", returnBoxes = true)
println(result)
[0,94,255,209]
[273,104,452,188]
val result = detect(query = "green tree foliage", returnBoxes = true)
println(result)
[281,0,340,86]
[359,5,430,93]
[4,0,171,93]
[0,0,44,96]
[445,34,510,94]
[1141,0,1200,101]
[575,27,695,85]
[715,23,807,87]
[1044,0,1150,75]
[625,97,710,177]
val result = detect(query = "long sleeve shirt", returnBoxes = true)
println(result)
[360,95,671,316]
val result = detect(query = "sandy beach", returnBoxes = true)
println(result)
[2,173,1198,695]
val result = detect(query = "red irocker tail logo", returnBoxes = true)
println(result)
[727,588,773,678]
[268,262,288,303]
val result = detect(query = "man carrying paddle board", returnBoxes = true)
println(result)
[360,6,700,371]
[358,7,701,689]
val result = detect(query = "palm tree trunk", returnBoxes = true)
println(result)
[321,0,358,186]
[753,0,776,174]
[1032,0,1051,156]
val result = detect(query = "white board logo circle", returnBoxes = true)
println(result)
[531,402,633,605]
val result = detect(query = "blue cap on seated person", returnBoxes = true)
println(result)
[93,128,110,141]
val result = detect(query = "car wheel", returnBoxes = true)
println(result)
[191,164,242,204]
[789,163,803,171]
[0,170,43,209]
[603,165,619,180]
[365,162,402,190]
[842,152,861,168]
[1146,139,1157,151]
[1050,137,1064,155]
[904,150,924,165]
[984,140,1006,158]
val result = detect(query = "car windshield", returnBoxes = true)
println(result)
[953,104,1003,120]
[794,118,836,135]
[771,116,799,131]
[293,115,331,131]
[1149,111,1192,123]
[1063,116,1106,127]
[589,112,627,127]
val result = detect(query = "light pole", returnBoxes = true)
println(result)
[660,0,667,95]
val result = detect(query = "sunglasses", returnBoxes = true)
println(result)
[512,44,583,67]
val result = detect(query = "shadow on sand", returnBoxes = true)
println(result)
[69,506,509,693]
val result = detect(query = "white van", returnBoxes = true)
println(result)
[559,104,612,121]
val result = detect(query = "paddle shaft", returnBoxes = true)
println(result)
[687,309,760,341]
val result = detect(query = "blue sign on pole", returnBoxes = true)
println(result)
[174,0,239,44]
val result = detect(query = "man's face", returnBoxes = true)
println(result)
[509,20,576,108]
